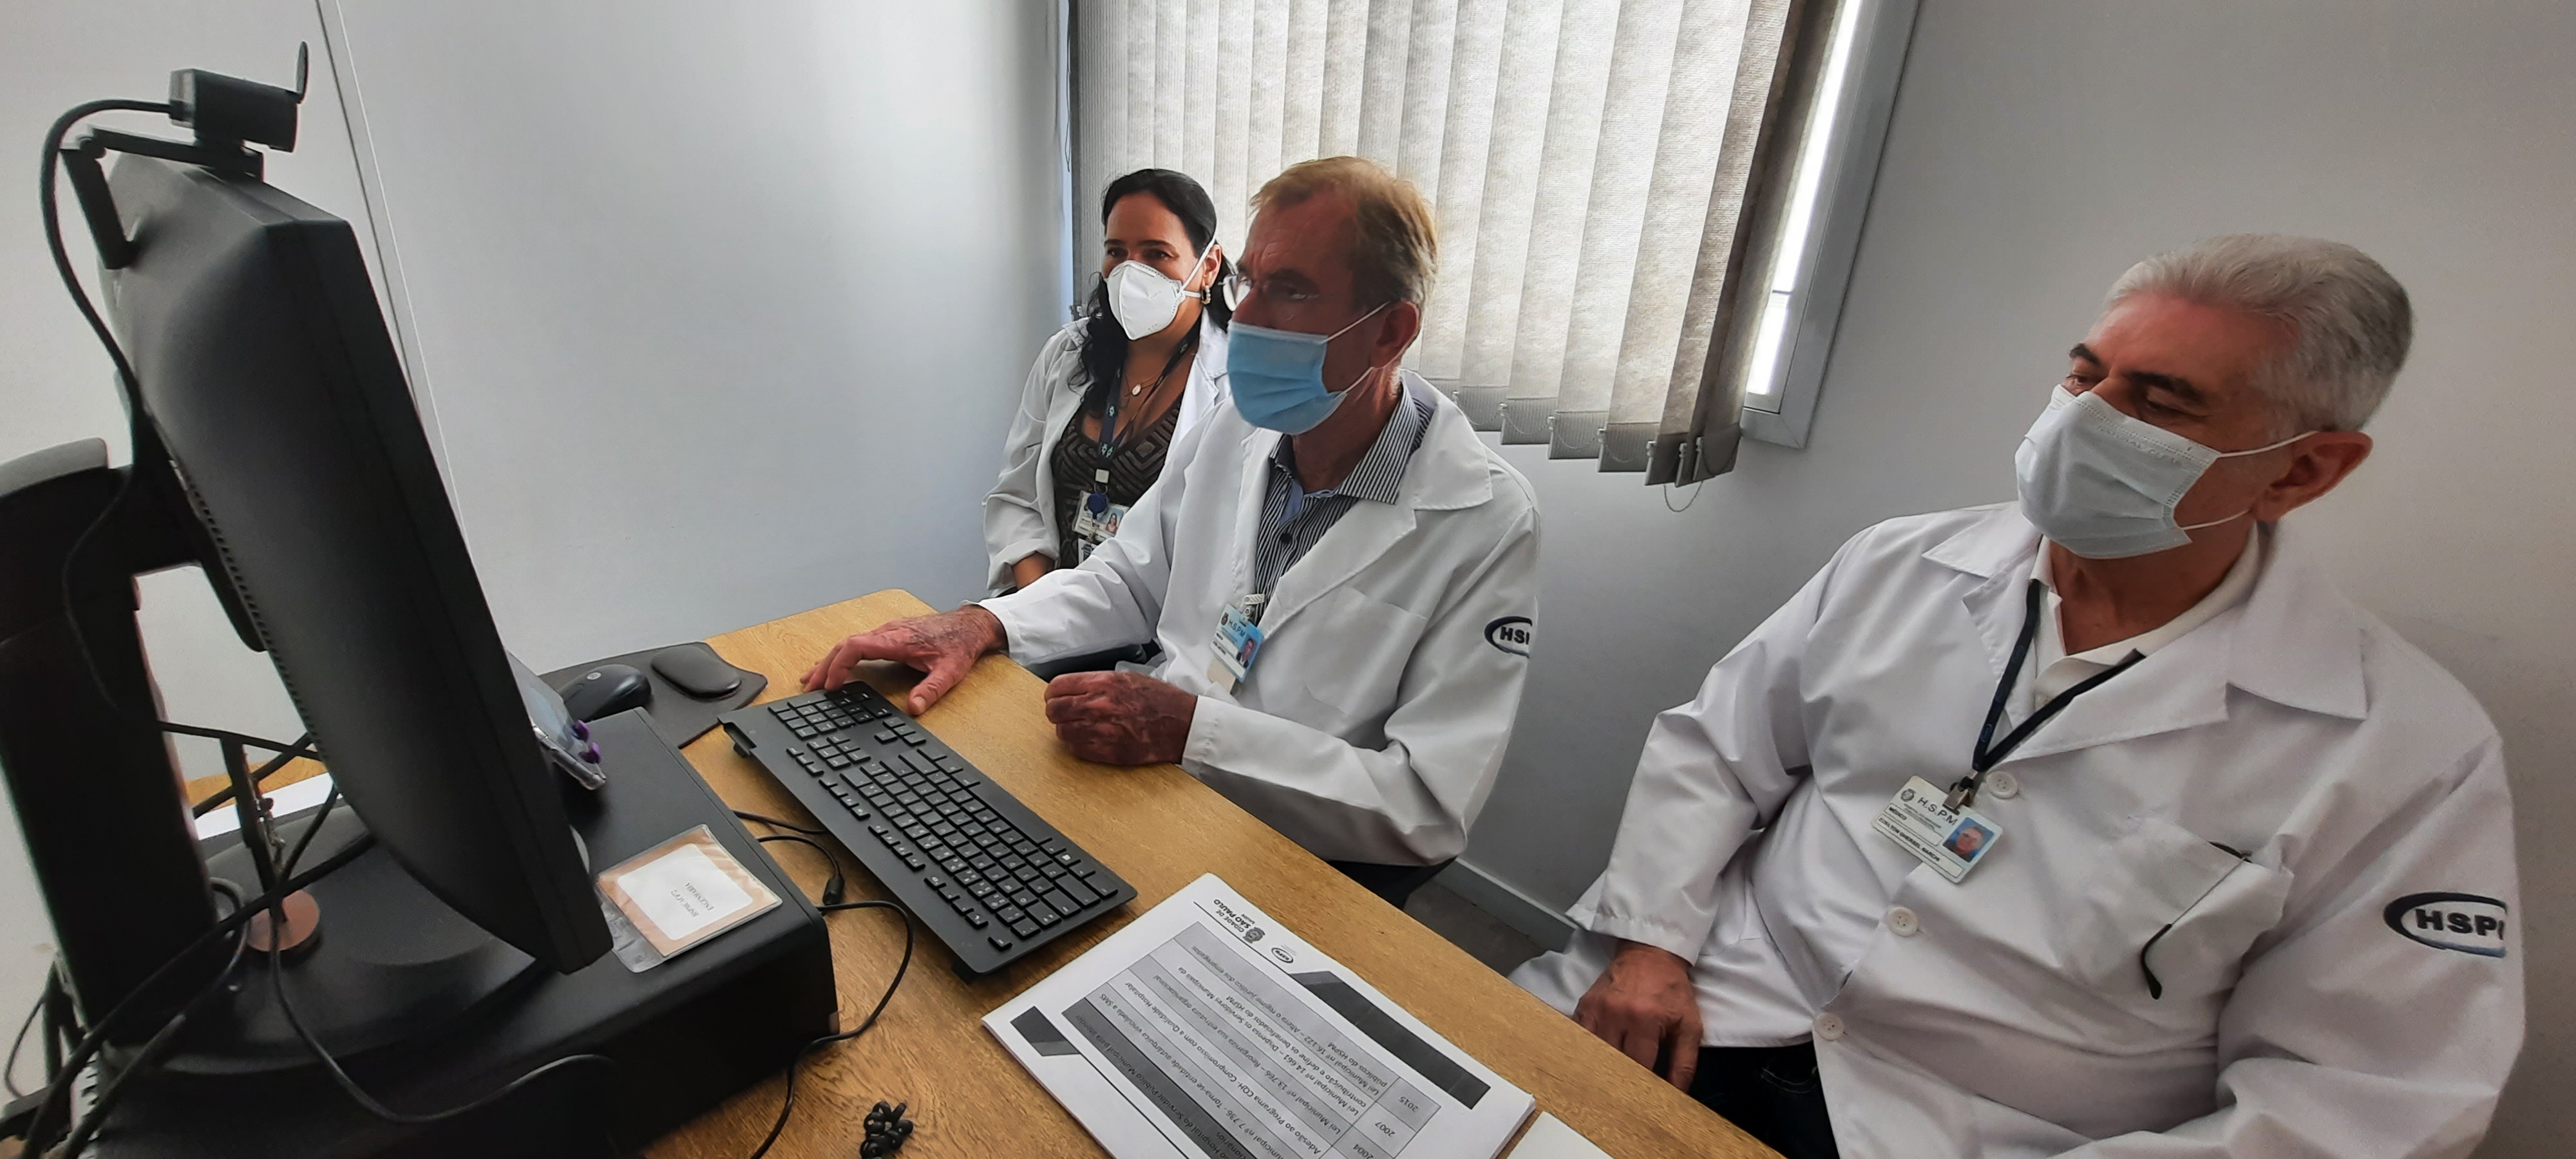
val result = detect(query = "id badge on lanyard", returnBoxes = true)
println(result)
[1206,594,1265,693]
[1874,777,2005,883]
[1074,338,1188,563]
[1070,480,1128,562]
[1872,578,2142,883]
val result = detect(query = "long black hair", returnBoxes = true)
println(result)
[1078,169,1233,405]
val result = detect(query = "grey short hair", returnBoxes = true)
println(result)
[2107,234,2412,432]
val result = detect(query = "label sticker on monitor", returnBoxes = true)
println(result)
[597,825,779,971]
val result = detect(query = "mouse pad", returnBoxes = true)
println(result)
[544,642,766,749]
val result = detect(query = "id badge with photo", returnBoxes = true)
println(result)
[1071,491,1128,561]
[1205,596,1266,692]
[1871,776,2005,883]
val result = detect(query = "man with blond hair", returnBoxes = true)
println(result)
[805,157,1540,905]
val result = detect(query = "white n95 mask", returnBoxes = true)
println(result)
[2014,385,2309,559]
[1104,241,1215,341]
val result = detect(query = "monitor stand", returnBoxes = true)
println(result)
[104,711,838,1158]
[174,811,542,1074]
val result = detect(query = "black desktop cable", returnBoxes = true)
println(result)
[37,100,162,421]
[1,975,46,1099]
[189,734,317,818]
[754,832,849,906]
[1,1015,29,1100]
[39,97,325,768]
[260,929,620,1129]
[732,808,922,1158]
[17,835,373,1154]
[251,777,620,1135]
[279,783,342,878]
[8,764,344,1147]
[732,808,829,838]
[746,898,916,1159]
[247,821,914,1156]
[747,819,855,912]
[46,881,258,1158]
[3,971,87,1106]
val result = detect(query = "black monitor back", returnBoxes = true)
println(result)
[102,155,609,972]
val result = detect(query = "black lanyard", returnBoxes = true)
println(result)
[1946,578,2144,811]
[1090,327,1200,487]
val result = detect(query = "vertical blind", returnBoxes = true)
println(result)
[1072,0,1839,481]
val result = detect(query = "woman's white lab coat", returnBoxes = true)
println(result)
[983,375,1540,865]
[980,315,1230,592]
[1513,504,2523,1157]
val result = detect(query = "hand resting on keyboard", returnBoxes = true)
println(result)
[803,607,1008,715]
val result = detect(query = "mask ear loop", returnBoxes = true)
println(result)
[1325,301,1388,342]
[2212,429,2315,460]
[1184,239,1221,302]
[1327,302,1396,393]
[2177,429,2317,532]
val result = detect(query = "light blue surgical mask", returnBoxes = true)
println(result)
[2014,385,2310,559]
[1225,304,1387,433]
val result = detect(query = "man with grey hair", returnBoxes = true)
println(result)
[804,157,1539,907]
[1514,235,2521,1158]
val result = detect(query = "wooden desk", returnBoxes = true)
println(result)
[633,590,1767,1159]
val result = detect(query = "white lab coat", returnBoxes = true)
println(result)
[1513,504,2523,1158]
[981,315,1231,592]
[981,373,1540,865]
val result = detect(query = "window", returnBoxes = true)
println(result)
[1736,0,1915,451]
[1068,0,1916,480]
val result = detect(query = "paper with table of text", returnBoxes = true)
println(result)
[985,874,1535,1159]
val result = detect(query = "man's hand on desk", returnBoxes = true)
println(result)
[802,606,1007,715]
[1043,672,1195,766]
[1575,939,1703,1091]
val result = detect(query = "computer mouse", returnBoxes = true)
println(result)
[650,643,743,699]
[558,663,651,721]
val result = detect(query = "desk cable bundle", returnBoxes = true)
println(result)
[3,802,919,1158]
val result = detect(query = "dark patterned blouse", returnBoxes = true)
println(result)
[1048,394,1182,563]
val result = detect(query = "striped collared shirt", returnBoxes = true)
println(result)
[1247,377,1435,622]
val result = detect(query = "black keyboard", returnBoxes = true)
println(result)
[717,684,1135,976]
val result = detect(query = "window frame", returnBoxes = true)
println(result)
[1739,0,1922,449]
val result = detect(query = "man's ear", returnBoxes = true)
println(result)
[1377,299,1423,364]
[2255,431,2372,520]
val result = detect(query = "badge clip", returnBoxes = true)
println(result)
[1874,776,2004,885]
[1209,594,1266,691]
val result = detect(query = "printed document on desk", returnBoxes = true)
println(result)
[985,874,1535,1159]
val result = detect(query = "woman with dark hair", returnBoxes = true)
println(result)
[982,168,1233,592]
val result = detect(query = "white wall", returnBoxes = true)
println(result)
[0,0,1065,1071]
[326,0,1068,667]
[1461,1,2575,1153]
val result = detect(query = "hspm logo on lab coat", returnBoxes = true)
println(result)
[1484,616,1533,656]
[2383,892,2510,957]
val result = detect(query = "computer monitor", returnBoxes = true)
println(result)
[100,152,611,973]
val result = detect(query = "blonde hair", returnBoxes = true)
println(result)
[1251,156,1438,308]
